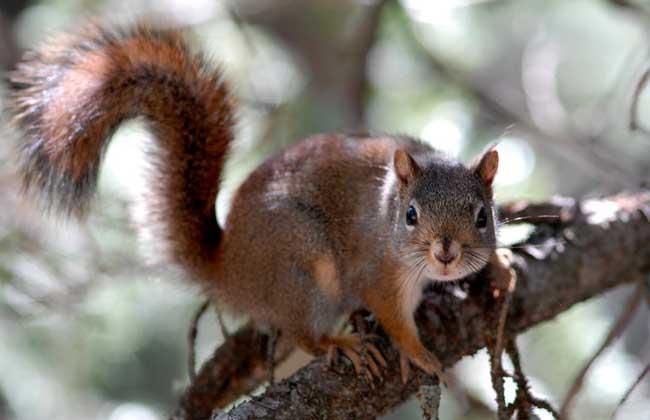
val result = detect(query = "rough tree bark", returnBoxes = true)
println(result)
[171,192,650,419]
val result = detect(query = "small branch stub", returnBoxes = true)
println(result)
[417,384,441,420]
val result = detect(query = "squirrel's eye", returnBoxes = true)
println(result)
[475,206,488,229]
[406,205,418,227]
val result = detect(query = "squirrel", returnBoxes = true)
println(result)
[8,22,499,383]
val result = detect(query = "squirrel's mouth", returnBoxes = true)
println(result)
[400,240,491,284]
[425,263,466,282]
[424,240,490,282]
[424,238,463,281]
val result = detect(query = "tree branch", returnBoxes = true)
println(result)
[172,191,650,419]
[172,324,295,420]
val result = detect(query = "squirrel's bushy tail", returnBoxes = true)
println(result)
[9,22,234,277]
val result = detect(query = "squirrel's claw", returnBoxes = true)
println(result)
[322,334,387,383]
[400,352,411,384]
[399,349,447,387]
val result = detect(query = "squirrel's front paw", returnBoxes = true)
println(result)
[399,349,447,386]
[488,248,516,296]
[322,334,387,382]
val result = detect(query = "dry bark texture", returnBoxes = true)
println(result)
[172,192,650,420]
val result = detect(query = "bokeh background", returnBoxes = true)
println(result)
[0,0,649,419]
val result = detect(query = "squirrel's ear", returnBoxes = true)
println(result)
[472,148,499,187]
[394,149,419,184]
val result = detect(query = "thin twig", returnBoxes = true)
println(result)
[215,306,230,339]
[559,284,644,419]
[488,250,518,420]
[507,339,530,419]
[610,362,650,419]
[497,197,577,226]
[187,299,211,381]
[494,253,517,369]
[629,63,650,134]
[489,348,510,420]
[529,397,560,419]
[506,339,560,419]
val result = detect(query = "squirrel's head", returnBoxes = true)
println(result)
[393,146,498,282]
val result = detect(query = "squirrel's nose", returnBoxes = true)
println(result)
[432,237,461,265]
[434,251,458,265]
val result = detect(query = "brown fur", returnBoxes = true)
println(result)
[9,22,499,377]
[314,255,341,301]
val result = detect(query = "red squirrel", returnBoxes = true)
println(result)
[9,22,499,383]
